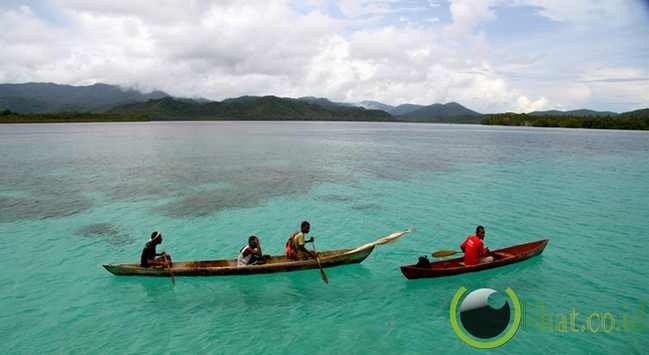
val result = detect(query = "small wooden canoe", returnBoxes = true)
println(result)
[104,229,412,277]
[400,239,549,279]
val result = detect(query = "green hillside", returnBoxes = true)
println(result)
[0,82,168,113]
[108,96,392,121]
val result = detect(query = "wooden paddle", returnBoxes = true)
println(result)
[163,253,175,286]
[431,250,462,258]
[311,239,329,284]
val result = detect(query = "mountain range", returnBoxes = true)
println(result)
[108,95,392,121]
[0,82,640,123]
[355,100,480,122]
[0,82,168,113]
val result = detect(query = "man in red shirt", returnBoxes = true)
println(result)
[460,225,493,266]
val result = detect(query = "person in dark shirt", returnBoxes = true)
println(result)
[140,231,172,267]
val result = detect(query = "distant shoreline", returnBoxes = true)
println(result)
[3,83,647,129]
[0,112,466,125]
[481,112,649,130]
[0,113,649,131]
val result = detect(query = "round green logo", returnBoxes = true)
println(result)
[450,287,522,349]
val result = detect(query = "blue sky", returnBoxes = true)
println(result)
[1,0,648,112]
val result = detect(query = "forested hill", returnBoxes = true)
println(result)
[108,96,393,121]
[0,82,168,113]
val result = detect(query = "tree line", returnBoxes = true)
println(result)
[481,112,649,130]
[0,109,150,123]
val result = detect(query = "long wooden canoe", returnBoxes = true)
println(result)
[104,229,412,277]
[400,239,549,279]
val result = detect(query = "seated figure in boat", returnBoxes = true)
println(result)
[140,231,172,267]
[286,221,317,260]
[237,235,268,266]
[460,225,493,266]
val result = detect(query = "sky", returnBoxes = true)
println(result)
[1,0,648,113]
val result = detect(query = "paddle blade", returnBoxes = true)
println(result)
[320,268,329,284]
[312,243,329,285]
[431,250,460,258]
[165,258,175,287]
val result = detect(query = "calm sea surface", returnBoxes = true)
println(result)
[1,122,648,354]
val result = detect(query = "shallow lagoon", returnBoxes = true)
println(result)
[1,122,648,353]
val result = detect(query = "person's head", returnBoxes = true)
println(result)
[476,225,485,239]
[151,231,163,245]
[301,221,310,234]
[248,235,259,248]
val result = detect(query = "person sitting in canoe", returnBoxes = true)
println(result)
[140,231,172,267]
[237,235,268,266]
[460,226,493,266]
[286,221,317,260]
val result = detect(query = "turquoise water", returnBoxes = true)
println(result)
[1,122,648,354]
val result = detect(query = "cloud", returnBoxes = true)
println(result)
[515,0,640,25]
[337,0,393,18]
[515,96,547,112]
[445,0,497,35]
[575,65,649,108]
[0,0,647,112]
[583,78,649,83]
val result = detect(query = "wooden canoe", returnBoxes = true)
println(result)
[103,229,412,277]
[400,239,549,279]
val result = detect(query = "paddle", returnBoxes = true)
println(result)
[311,238,329,284]
[431,250,462,258]
[162,253,175,286]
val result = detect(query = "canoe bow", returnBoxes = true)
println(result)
[345,227,415,255]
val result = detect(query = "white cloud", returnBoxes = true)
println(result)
[445,0,497,36]
[578,65,649,108]
[515,96,547,112]
[0,0,646,112]
[515,0,640,26]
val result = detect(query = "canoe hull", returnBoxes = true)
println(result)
[400,239,548,279]
[103,246,374,277]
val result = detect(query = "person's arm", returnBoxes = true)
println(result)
[241,246,262,257]
[241,247,253,257]
[148,258,164,266]
[297,235,316,257]
[460,240,466,253]
[143,245,163,266]
[479,242,489,256]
